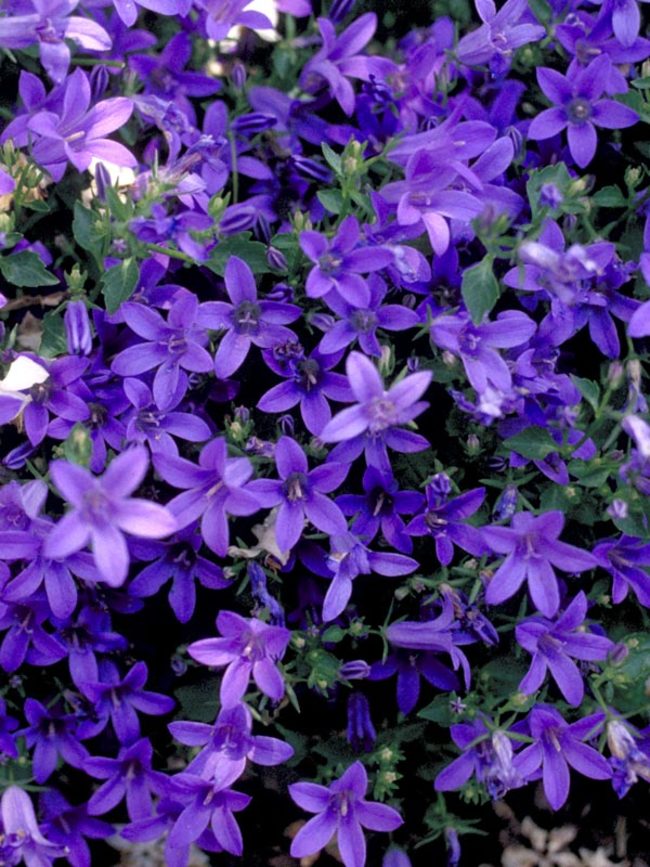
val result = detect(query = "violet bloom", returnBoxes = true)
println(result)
[515,592,613,705]
[482,510,597,617]
[188,611,291,708]
[85,738,168,821]
[406,485,487,566]
[0,786,66,865]
[289,761,402,866]
[40,791,113,867]
[457,0,545,69]
[607,718,650,797]
[20,698,91,783]
[323,533,418,623]
[44,446,177,586]
[129,526,228,624]
[258,344,353,436]
[28,69,136,181]
[370,649,459,715]
[593,535,650,607]
[198,0,273,41]
[430,310,536,396]
[110,0,190,27]
[0,0,112,83]
[169,702,293,784]
[111,294,213,411]
[81,660,175,744]
[199,255,300,379]
[528,54,638,168]
[300,217,394,307]
[299,13,395,116]
[605,0,650,48]
[129,203,213,262]
[0,697,19,760]
[153,437,261,556]
[318,274,421,357]
[336,467,424,554]
[320,351,431,472]
[167,775,250,857]
[64,300,93,356]
[514,707,611,809]
[435,720,524,799]
[20,355,89,447]
[249,436,348,553]
[121,377,212,455]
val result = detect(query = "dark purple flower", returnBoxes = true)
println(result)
[44,446,177,586]
[129,525,228,623]
[346,692,376,752]
[40,791,113,867]
[85,738,168,821]
[199,255,299,379]
[153,437,260,556]
[528,55,638,168]
[81,660,175,743]
[167,774,250,856]
[20,698,92,783]
[300,217,394,307]
[482,510,597,617]
[406,485,486,565]
[249,435,348,554]
[0,697,19,759]
[188,611,291,707]
[515,592,613,705]
[289,761,402,865]
[514,707,610,809]
[370,649,459,715]
[593,534,650,607]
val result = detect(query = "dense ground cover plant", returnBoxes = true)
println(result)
[0,0,649,864]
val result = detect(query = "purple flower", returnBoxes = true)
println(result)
[317,274,420,357]
[346,692,376,752]
[0,0,112,83]
[370,649,459,715]
[300,217,394,307]
[129,525,228,623]
[593,534,650,607]
[482,510,597,617]
[167,775,251,857]
[406,485,487,566]
[435,720,524,798]
[85,738,168,821]
[188,611,291,708]
[515,592,613,705]
[81,660,175,744]
[0,697,19,760]
[289,761,402,867]
[64,300,93,356]
[249,435,348,554]
[198,0,273,41]
[28,69,136,181]
[607,718,650,797]
[320,351,431,472]
[20,698,92,783]
[110,0,190,27]
[337,467,424,554]
[605,0,650,48]
[169,702,293,784]
[528,55,638,168]
[457,0,545,68]
[0,786,66,865]
[199,255,300,379]
[258,344,353,436]
[153,437,260,556]
[322,532,418,622]
[514,707,611,809]
[40,791,113,867]
[112,294,213,411]
[44,446,177,586]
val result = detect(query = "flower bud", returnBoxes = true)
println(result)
[329,0,357,23]
[383,847,412,867]
[64,301,92,356]
[339,660,370,680]
[266,246,288,271]
[346,692,376,752]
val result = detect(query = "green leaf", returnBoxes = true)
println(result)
[39,311,67,358]
[461,258,499,324]
[632,76,650,89]
[593,186,626,208]
[526,163,573,218]
[174,675,220,723]
[0,251,59,287]
[72,201,103,263]
[321,143,342,174]
[568,460,612,488]
[418,695,455,727]
[101,258,139,314]
[571,375,600,411]
[207,235,271,276]
[502,426,558,459]
[317,189,344,215]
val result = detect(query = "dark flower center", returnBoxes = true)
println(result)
[88,403,107,428]
[30,382,51,405]
[351,310,377,333]
[296,358,321,391]
[167,334,187,357]
[370,488,392,517]
[459,328,482,355]
[567,98,592,124]
[283,472,308,501]
[318,253,343,274]
[233,301,261,335]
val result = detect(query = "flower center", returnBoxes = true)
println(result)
[233,301,261,335]
[366,396,398,432]
[567,98,592,124]
[351,310,377,333]
[283,472,308,502]
[296,358,320,391]
[318,253,343,274]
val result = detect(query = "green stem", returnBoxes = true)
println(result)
[146,243,196,264]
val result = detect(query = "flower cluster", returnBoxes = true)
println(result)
[0,0,649,865]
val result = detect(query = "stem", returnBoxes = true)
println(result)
[145,243,196,264]
[73,58,125,69]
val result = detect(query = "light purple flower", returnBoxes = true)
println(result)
[0,786,66,865]
[44,446,177,586]
[188,611,291,708]
[289,761,402,867]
